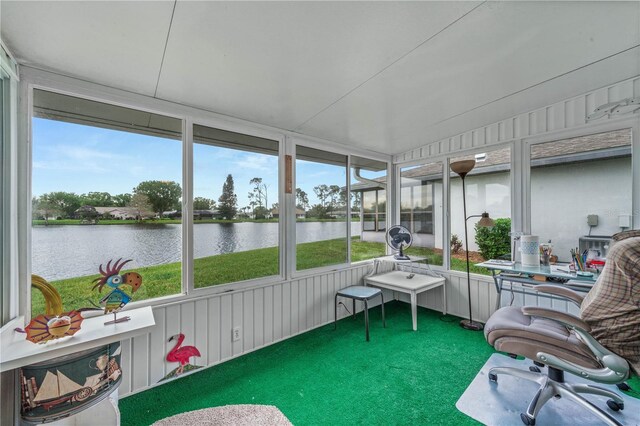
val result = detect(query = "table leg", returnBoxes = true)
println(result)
[334,293,338,329]
[442,283,447,315]
[411,291,417,331]
[492,271,503,312]
[364,299,370,341]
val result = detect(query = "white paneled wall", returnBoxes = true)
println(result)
[118,263,499,397]
[120,264,370,396]
[394,76,640,163]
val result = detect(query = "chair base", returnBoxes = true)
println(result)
[460,319,484,331]
[489,365,625,426]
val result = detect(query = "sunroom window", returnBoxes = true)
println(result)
[450,146,511,274]
[31,90,183,315]
[350,156,387,261]
[295,146,348,271]
[400,161,444,265]
[192,124,280,287]
[530,129,632,262]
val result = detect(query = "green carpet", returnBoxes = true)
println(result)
[119,302,639,425]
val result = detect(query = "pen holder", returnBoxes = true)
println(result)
[520,235,540,266]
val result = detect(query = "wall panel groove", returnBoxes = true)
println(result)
[119,264,499,398]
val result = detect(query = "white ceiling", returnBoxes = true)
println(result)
[2,1,639,156]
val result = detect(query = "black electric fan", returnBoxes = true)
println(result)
[386,225,413,261]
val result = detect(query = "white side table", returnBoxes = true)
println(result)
[365,270,446,331]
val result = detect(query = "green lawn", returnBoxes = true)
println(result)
[31,238,488,316]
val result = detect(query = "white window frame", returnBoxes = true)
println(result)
[395,141,515,274]
[18,67,392,317]
[522,116,640,237]
[1,41,19,328]
[289,136,391,279]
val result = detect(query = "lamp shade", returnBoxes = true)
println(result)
[450,160,475,178]
[477,212,495,228]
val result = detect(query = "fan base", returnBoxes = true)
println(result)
[393,254,410,261]
[460,319,484,331]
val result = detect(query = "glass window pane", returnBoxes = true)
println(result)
[400,162,444,266]
[350,156,387,261]
[193,124,279,287]
[450,147,511,273]
[530,129,631,263]
[31,90,183,316]
[296,146,348,270]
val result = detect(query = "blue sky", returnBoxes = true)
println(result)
[33,118,347,208]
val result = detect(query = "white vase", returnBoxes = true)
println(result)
[520,235,540,266]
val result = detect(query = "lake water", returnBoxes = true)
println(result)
[32,221,361,280]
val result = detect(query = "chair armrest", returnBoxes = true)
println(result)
[521,306,591,332]
[533,284,584,306]
[521,306,629,381]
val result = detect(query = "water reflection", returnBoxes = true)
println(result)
[33,221,361,280]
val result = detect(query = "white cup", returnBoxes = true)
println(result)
[520,235,540,266]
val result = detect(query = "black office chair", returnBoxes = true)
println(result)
[334,285,385,341]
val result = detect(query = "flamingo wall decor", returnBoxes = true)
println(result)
[162,333,202,381]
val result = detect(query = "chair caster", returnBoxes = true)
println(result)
[520,413,536,425]
[606,400,624,411]
[616,382,631,391]
[529,366,541,373]
[489,372,498,382]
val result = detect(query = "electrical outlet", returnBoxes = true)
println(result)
[232,326,241,342]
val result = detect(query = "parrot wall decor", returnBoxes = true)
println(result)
[92,258,142,325]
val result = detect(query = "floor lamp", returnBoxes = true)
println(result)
[450,160,495,331]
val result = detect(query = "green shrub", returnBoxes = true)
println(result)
[474,218,511,260]
[450,234,463,254]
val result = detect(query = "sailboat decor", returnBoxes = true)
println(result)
[20,343,122,423]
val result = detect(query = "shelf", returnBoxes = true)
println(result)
[0,306,155,372]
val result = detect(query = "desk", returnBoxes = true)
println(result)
[476,261,598,311]
[365,270,446,331]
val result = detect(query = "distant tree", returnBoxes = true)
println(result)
[295,188,309,211]
[313,184,330,208]
[351,192,361,211]
[308,203,329,219]
[33,195,61,224]
[193,197,215,210]
[254,206,269,219]
[40,191,82,218]
[218,174,238,219]
[128,193,153,222]
[76,205,99,223]
[328,185,341,209]
[133,180,182,218]
[112,193,132,207]
[248,177,268,218]
[271,202,279,211]
[80,191,113,207]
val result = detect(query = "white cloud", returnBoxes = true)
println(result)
[233,154,276,172]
